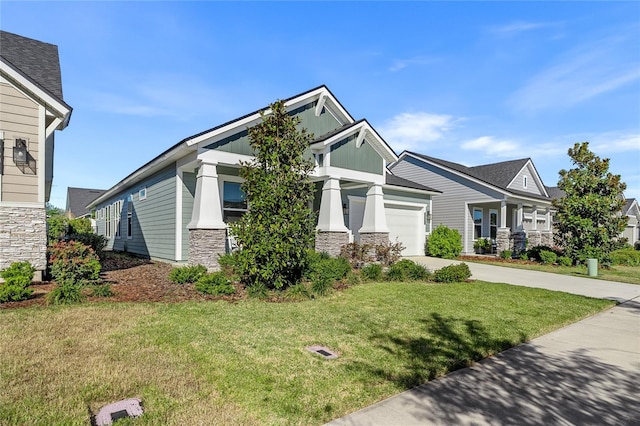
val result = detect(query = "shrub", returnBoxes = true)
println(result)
[527,245,563,262]
[433,263,471,283]
[539,250,558,264]
[169,264,207,284]
[609,248,640,266]
[49,240,101,285]
[66,233,108,260]
[68,218,93,235]
[386,259,430,281]
[345,271,362,286]
[195,272,236,295]
[307,255,351,296]
[0,261,35,303]
[46,281,84,305]
[375,239,405,266]
[519,252,529,261]
[361,263,383,281]
[558,256,573,267]
[284,282,311,300]
[426,225,462,259]
[500,250,512,259]
[217,253,238,277]
[90,283,114,298]
[339,242,372,268]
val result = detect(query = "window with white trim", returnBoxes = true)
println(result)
[223,181,247,223]
[127,200,133,239]
[114,200,123,238]
[473,208,483,240]
[489,209,498,240]
[139,187,147,200]
[105,205,112,237]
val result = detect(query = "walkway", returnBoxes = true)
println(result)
[326,257,640,425]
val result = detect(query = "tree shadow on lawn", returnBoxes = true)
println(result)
[345,306,640,425]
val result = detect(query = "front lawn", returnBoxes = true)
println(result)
[0,282,613,425]
[460,256,640,285]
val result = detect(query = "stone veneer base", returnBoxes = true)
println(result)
[188,228,227,270]
[315,231,350,257]
[0,206,47,280]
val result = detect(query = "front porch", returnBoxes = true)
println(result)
[470,199,553,256]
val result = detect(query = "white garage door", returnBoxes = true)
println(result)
[385,204,425,256]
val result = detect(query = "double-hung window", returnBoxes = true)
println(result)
[127,200,133,239]
[223,182,247,223]
[489,209,498,240]
[473,208,483,240]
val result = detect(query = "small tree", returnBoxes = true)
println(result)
[553,142,627,263]
[230,100,316,292]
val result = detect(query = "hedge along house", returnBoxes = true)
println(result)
[390,151,554,256]
[87,86,439,269]
[0,31,72,280]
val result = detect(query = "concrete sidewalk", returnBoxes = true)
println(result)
[326,258,640,426]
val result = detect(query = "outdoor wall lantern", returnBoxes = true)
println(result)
[342,203,349,215]
[13,139,27,164]
[13,138,36,174]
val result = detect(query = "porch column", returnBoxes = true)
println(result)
[546,207,551,231]
[188,161,227,270]
[516,203,524,230]
[359,184,390,248]
[531,205,538,231]
[316,178,349,256]
[496,200,511,255]
[540,207,554,246]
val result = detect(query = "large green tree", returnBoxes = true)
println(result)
[553,142,627,263]
[230,100,316,293]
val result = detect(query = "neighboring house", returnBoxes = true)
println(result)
[622,198,639,246]
[87,86,439,269]
[0,31,72,280]
[65,187,106,232]
[390,152,554,255]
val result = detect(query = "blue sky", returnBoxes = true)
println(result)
[2,1,639,207]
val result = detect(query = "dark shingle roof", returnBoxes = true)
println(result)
[386,174,441,193]
[545,186,565,199]
[0,30,67,105]
[624,198,637,215]
[66,187,106,218]
[407,152,551,200]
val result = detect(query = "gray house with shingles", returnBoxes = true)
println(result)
[87,86,439,268]
[65,187,106,219]
[0,31,72,280]
[390,151,554,255]
[622,198,639,246]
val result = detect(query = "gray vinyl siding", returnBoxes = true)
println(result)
[181,171,196,260]
[508,163,545,196]
[383,189,430,206]
[330,135,384,174]
[95,165,177,261]
[203,100,341,156]
[391,156,504,253]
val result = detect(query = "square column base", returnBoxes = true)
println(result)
[315,231,350,257]
[189,228,227,270]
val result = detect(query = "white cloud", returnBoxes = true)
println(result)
[461,136,520,157]
[510,32,640,112]
[379,112,457,152]
[388,56,438,72]
[590,133,640,154]
[488,21,556,36]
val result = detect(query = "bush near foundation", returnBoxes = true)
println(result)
[169,265,207,284]
[195,272,236,295]
[386,259,430,281]
[49,240,101,285]
[609,249,640,266]
[433,263,471,283]
[0,261,35,303]
[426,225,463,259]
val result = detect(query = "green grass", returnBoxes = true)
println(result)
[464,259,640,285]
[0,282,613,425]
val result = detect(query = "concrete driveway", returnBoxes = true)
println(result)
[326,257,640,426]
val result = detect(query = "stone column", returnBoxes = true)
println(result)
[0,206,47,281]
[315,178,349,256]
[496,227,511,256]
[358,184,389,250]
[187,161,227,270]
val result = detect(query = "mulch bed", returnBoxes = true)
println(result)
[0,252,246,310]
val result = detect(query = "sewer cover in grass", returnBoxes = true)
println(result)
[94,398,143,426]
[306,345,339,359]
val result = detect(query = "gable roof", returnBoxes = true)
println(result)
[400,152,551,202]
[546,186,565,200]
[623,198,638,216]
[66,187,106,218]
[0,31,70,109]
[385,174,441,193]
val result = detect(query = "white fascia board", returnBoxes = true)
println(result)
[88,143,194,209]
[198,149,253,166]
[0,60,71,128]
[187,87,353,149]
[316,166,385,185]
